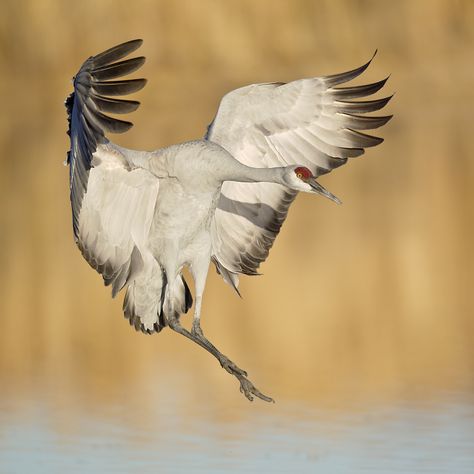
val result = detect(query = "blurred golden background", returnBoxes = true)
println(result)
[0,0,473,416]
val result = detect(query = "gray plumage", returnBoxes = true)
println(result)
[66,40,392,402]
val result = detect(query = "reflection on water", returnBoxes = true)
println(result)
[1,381,473,473]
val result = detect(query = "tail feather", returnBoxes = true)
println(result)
[123,266,193,335]
[123,259,164,334]
[161,275,193,319]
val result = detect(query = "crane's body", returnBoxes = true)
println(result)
[66,40,392,402]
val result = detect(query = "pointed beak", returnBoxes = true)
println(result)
[307,177,342,204]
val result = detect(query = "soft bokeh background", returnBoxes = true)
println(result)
[1,0,473,472]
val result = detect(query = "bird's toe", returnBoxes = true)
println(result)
[238,378,274,403]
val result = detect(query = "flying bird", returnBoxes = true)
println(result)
[65,39,392,402]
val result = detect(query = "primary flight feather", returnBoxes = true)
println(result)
[66,39,392,402]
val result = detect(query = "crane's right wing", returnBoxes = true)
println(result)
[66,39,147,239]
[77,151,187,334]
[65,40,192,334]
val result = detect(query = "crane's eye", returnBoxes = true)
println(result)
[295,167,312,181]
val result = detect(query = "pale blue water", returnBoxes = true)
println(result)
[1,387,473,474]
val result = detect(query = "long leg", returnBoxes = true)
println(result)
[167,316,273,403]
[168,253,274,403]
[189,253,243,374]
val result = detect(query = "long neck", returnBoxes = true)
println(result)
[226,163,286,185]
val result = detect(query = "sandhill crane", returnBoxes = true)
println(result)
[65,39,392,402]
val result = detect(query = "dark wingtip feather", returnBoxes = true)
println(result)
[335,95,393,114]
[347,129,384,148]
[339,113,393,130]
[340,147,365,158]
[93,110,134,134]
[324,50,377,87]
[92,56,146,81]
[92,95,140,114]
[330,76,389,100]
[92,78,147,96]
[92,39,144,68]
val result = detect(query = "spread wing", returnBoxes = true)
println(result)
[66,40,176,333]
[208,54,392,280]
[66,39,146,238]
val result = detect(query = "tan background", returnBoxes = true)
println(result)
[0,0,473,412]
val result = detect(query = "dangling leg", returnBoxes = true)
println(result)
[189,253,247,377]
[167,251,274,403]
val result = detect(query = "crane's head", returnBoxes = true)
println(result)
[283,166,341,204]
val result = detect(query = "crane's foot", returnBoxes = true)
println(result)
[170,317,274,403]
[212,348,273,403]
[238,376,275,403]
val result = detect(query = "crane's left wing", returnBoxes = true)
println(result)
[207,54,392,283]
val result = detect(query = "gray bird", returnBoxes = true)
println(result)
[65,39,392,402]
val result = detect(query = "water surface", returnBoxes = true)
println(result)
[1,380,473,474]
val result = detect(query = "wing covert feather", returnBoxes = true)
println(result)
[77,154,159,297]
